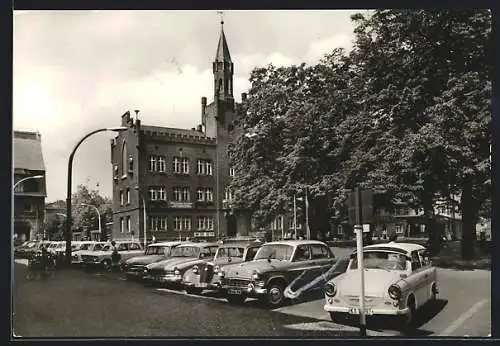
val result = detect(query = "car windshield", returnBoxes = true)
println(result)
[48,243,59,248]
[146,246,167,255]
[101,244,112,251]
[254,244,294,261]
[26,242,37,248]
[350,251,408,271]
[79,243,92,250]
[215,247,244,259]
[171,246,199,258]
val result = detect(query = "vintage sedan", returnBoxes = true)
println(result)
[72,241,108,265]
[323,242,438,329]
[143,242,219,287]
[121,241,182,279]
[182,240,263,295]
[81,241,144,271]
[220,240,336,307]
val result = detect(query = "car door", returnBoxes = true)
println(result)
[286,244,315,284]
[418,249,436,303]
[407,250,427,309]
[127,242,142,260]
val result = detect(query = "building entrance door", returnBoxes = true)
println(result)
[226,214,237,237]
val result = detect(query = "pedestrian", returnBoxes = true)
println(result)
[110,241,121,269]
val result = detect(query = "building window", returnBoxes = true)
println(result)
[23,204,32,212]
[205,188,213,202]
[158,156,166,172]
[289,219,301,230]
[181,158,190,174]
[128,157,134,174]
[120,191,124,206]
[149,187,157,201]
[183,217,191,230]
[197,159,213,175]
[182,187,191,201]
[149,156,156,171]
[173,157,181,173]
[122,141,128,177]
[197,216,214,230]
[173,187,182,202]
[229,167,235,177]
[120,218,124,233]
[337,225,343,235]
[158,187,166,201]
[271,216,283,230]
[196,188,204,202]
[127,216,131,233]
[224,188,233,201]
[126,189,130,204]
[174,216,182,231]
[150,216,167,231]
[395,224,404,234]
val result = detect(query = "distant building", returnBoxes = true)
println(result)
[13,131,47,243]
[110,21,250,242]
[45,200,66,240]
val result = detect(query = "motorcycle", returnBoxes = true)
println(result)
[25,251,56,281]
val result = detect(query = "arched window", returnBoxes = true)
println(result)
[122,141,127,177]
[218,78,223,94]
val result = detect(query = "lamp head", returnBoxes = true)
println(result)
[106,126,128,132]
[32,175,44,179]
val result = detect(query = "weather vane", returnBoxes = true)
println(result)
[217,11,224,25]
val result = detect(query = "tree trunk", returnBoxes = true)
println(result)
[422,193,440,256]
[309,198,330,240]
[460,177,477,260]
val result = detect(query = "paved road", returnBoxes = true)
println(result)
[12,248,491,338]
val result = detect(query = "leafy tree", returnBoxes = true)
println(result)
[72,185,113,239]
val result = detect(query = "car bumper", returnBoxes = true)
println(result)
[324,304,409,316]
[144,274,182,283]
[221,285,268,296]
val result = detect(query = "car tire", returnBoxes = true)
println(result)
[226,294,246,305]
[186,287,203,295]
[102,259,112,272]
[264,282,286,308]
[400,297,416,333]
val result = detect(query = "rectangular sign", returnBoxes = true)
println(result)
[168,202,193,209]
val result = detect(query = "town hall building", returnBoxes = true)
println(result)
[110,21,251,242]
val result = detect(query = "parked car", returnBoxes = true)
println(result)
[72,241,108,265]
[220,240,336,307]
[323,242,438,329]
[14,240,38,258]
[81,241,143,271]
[182,240,263,295]
[143,242,219,287]
[121,241,182,279]
[23,240,51,259]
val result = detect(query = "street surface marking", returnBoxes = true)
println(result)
[438,299,489,336]
[283,321,400,336]
[155,288,227,303]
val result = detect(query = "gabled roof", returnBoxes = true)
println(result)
[13,131,45,171]
[215,24,232,62]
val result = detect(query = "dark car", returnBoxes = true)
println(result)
[121,241,182,279]
[220,240,336,308]
[182,240,263,295]
[143,242,219,288]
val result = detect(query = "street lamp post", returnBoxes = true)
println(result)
[135,186,147,248]
[65,126,127,266]
[13,175,44,190]
[80,203,101,241]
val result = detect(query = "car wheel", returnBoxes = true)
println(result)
[102,259,112,272]
[186,287,203,295]
[226,294,246,305]
[400,297,416,333]
[265,282,286,308]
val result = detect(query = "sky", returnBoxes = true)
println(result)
[13,10,367,202]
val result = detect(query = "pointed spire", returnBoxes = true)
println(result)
[215,20,232,62]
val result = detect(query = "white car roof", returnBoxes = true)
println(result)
[263,240,328,247]
[364,242,426,254]
[149,241,182,247]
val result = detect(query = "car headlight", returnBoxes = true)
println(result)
[251,271,260,280]
[324,283,337,297]
[192,265,199,274]
[174,268,180,275]
[218,268,225,277]
[388,284,402,300]
[143,268,149,274]
[214,265,219,273]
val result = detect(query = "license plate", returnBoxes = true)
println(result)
[228,288,242,295]
[349,308,373,315]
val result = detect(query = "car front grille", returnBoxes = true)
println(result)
[148,268,166,276]
[128,265,146,273]
[82,255,98,263]
[343,295,384,308]
[223,278,252,288]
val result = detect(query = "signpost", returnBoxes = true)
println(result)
[347,187,373,337]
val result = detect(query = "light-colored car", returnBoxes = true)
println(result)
[81,241,143,271]
[121,241,183,279]
[220,240,336,307]
[144,242,219,287]
[47,241,66,255]
[72,241,107,265]
[182,240,263,295]
[323,242,438,329]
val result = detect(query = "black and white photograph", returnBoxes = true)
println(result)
[11,9,492,338]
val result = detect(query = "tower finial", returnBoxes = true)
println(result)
[217,11,224,26]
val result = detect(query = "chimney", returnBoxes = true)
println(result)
[197,124,203,132]
[241,93,247,102]
[121,111,131,126]
[201,97,207,115]
[191,127,196,131]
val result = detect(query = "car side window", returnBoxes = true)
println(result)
[209,247,218,256]
[293,245,311,262]
[411,251,422,271]
[163,247,171,256]
[129,243,140,250]
[118,243,128,251]
[311,245,329,259]
[245,247,259,261]
[418,249,431,267]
